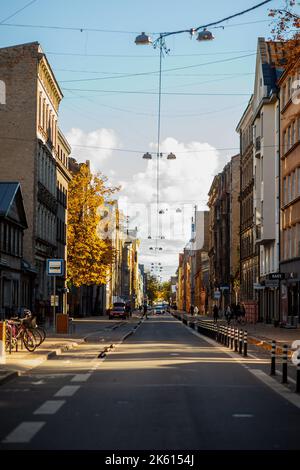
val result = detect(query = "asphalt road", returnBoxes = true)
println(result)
[0,314,299,450]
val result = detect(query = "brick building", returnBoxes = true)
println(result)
[278,55,300,326]
[0,42,70,318]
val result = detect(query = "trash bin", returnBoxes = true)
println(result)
[56,314,69,334]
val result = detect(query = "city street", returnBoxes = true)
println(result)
[0,314,299,450]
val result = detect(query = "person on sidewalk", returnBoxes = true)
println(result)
[190,305,194,316]
[194,305,199,316]
[143,303,148,319]
[213,304,219,323]
[225,305,232,325]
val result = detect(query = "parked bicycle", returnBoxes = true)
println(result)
[5,309,46,353]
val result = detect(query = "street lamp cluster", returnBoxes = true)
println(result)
[135,22,216,275]
[135,28,214,46]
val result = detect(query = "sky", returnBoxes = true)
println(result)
[0,0,292,280]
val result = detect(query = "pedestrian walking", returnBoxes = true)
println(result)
[143,303,148,319]
[225,304,232,325]
[190,305,194,316]
[213,304,219,323]
[194,305,199,316]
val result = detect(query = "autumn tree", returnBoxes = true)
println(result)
[159,281,172,302]
[146,275,161,303]
[67,163,118,288]
[269,0,300,67]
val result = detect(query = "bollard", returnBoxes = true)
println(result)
[270,340,276,376]
[282,344,288,384]
[296,352,300,394]
[239,329,243,354]
[226,326,230,347]
[243,330,248,357]
[0,321,6,364]
[234,328,238,352]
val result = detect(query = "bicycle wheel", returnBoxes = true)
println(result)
[36,327,46,343]
[29,328,43,347]
[22,330,36,352]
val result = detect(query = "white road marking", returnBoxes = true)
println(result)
[232,414,254,418]
[54,385,80,397]
[249,369,300,409]
[34,400,66,415]
[71,374,91,382]
[2,422,46,443]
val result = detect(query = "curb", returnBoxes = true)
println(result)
[173,312,294,358]
[0,370,19,386]
[0,340,80,386]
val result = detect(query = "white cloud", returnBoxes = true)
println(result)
[66,128,119,173]
[117,137,220,279]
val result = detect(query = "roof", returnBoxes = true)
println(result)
[259,38,287,94]
[0,182,28,228]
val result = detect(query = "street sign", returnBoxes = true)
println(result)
[47,259,64,276]
[220,286,230,291]
[50,295,59,307]
[214,291,221,300]
[268,273,285,281]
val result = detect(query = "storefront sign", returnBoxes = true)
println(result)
[268,273,285,281]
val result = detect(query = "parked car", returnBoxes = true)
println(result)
[108,302,128,320]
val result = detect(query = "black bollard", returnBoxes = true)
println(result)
[270,340,276,376]
[243,330,248,357]
[282,344,288,384]
[239,330,243,354]
[234,328,238,352]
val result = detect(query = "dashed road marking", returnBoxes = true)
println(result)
[54,385,80,397]
[71,374,91,382]
[232,414,254,418]
[34,400,66,415]
[2,422,46,443]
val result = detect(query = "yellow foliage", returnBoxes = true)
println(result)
[67,164,118,287]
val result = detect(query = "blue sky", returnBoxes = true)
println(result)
[0,0,291,279]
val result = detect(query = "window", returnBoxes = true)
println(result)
[288,126,291,150]
[283,130,287,154]
[288,174,291,203]
[292,171,296,201]
[261,112,264,137]
[292,121,296,147]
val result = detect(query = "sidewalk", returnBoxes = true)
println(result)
[174,311,300,354]
[0,313,143,385]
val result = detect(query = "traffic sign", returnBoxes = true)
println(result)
[214,291,221,300]
[50,295,59,307]
[47,259,64,276]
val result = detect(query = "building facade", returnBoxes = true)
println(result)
[237,97,259,322]
[279,55,300,326]
[0,42,70,319]
[0,183,29,317]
